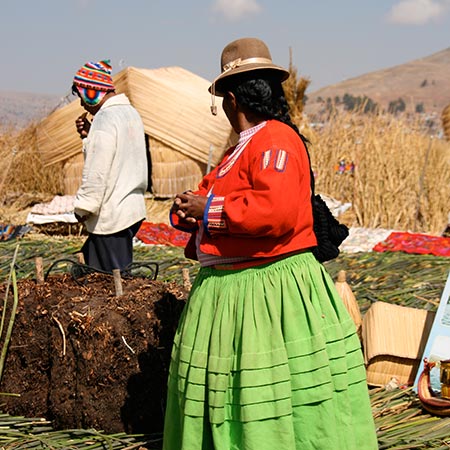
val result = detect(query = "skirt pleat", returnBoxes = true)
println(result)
[163,252,378,450]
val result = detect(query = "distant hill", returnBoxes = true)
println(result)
[0,91,61,129]
[3,48,450,130]
[304,47,450,120]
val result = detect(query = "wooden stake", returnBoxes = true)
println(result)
[113,269,123,297]
[335,270,362,339]
[35,257,44,284]
[76,252,85,264]
[182,268,192,291]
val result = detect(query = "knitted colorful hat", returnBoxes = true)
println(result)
[75,86,108,106]
[73,60,115,92]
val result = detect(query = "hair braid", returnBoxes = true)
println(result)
[229,74,313,185]
[230,75,307,143]
[223,72,349,263]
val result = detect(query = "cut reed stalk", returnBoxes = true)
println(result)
[0,246,20,383]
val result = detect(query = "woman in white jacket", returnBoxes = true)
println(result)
[72,60,148,272]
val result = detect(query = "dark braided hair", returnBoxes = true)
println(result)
[222,72,304,138]
[222,72,312,181]
[221,72,349,262]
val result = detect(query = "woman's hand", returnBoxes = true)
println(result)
[172,192,207,223]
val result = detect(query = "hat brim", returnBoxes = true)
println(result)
[209,64,290,96]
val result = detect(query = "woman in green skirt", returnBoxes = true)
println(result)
[164,37,378,450]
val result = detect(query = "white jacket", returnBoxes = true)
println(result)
[74,94,147,234]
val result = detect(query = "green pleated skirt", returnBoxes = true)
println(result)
[163,252,378,450]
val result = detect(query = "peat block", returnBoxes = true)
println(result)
[0,272,186,434]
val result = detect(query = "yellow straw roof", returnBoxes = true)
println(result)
[36,66,233,168]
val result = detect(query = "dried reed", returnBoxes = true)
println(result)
[283,49,310,127]
[149,136,204,198]
[1,70,449,235]
[305,112,449,234]
[0,124,63,203]
[442,103,450,141]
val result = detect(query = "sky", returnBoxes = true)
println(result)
[1,0,450,99]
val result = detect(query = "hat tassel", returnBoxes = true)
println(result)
[210,82,217,116]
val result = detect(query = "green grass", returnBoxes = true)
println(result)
[0,235,449,449]
[1,235,448,314]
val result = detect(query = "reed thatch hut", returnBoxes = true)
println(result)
[36,66,234,197]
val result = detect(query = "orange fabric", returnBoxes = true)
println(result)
[174,120,316,259]
[136,222,190,247]
[373,231,450,257]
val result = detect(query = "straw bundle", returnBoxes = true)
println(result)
[0,125,64,198]
[283,52,310,125]
[36,66,234,168]
[34,65,234,196]
[362,301,435,387]
[36,101,85,167]
[334,270,362,338]
[62,153,84,195]
[442,103,450,141]
[149,137,203,198]
[119,66,234,166]
[50,134,203,198]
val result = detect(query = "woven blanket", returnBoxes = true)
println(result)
[0,224,32,241]
[31,195,76,215]
[373,232,450,257]
[136,222,190,247]
[339,227,394,253]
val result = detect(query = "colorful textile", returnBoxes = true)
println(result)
[373,231,450,257]
[163,252,378,450]
[136,222,190,247]
[0,224,31,241]
[73,60,115,92]
[75,86,108,106]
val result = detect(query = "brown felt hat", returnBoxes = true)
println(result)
[209,37,290,97]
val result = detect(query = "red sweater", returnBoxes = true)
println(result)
[172,120,317,259]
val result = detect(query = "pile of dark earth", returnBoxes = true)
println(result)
[0,270,187,436]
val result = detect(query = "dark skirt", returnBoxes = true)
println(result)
[81,220,143,272]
